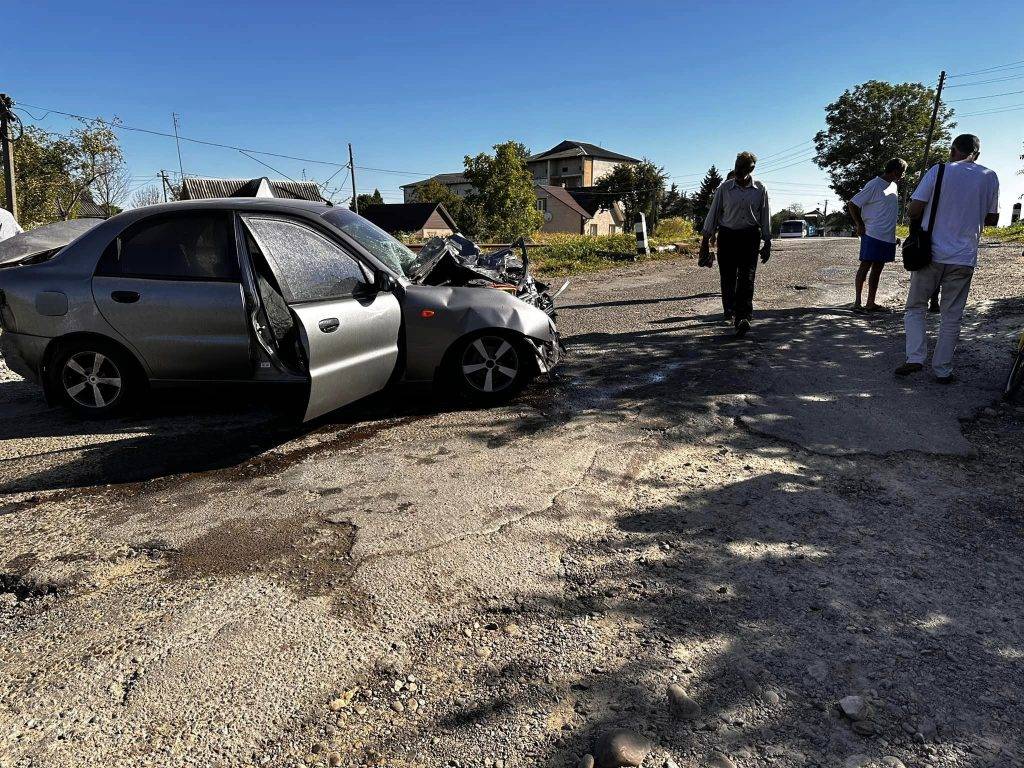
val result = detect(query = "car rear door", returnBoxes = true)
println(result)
[240,214,401,421]
[92,212,252,380]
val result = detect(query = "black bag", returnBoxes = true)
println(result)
[902,163,945,272]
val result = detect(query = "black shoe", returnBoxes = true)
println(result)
[735,318,750,337]
[723,311,734,324]
[894,362,924,376]
[935,374,956,385]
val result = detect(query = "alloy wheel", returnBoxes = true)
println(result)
[461,336,520,394]
[62,351,123,409]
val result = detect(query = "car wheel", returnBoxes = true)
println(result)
[451,331,533,405]
[49,340,136,418]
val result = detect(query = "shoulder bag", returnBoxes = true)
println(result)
[902,163,945,271]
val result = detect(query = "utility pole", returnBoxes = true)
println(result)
[0,93,17,219]
[159,170,170,202]
[921,71,946,175]
[172,113,185,180]
[348,143,358,214]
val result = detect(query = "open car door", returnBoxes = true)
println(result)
[241,214,401,421]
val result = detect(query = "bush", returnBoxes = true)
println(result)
[653,216,696,243]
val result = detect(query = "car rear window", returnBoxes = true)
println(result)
[98,214,239,280]
[242,216,368,303]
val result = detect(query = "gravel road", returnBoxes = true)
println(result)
[2,237,1023,768]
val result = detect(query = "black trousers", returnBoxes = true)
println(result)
[717,226,761,321]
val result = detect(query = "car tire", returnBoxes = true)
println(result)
[448,331,534,405]
[48,339,138,418]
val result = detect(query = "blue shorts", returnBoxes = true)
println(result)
[859,234,897,263]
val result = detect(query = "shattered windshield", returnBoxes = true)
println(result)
[322,208,417,277]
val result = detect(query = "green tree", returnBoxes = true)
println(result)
[463,140,542,241]
[0,120,123,227]
[662,182,693,219]
[814,80,954,201]
[691,165,723,229]
[593,160,668,231]
[351,188,384,212]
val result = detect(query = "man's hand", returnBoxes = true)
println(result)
[698,237,714,267]
[855,222,866,237]
[759,241,771,264]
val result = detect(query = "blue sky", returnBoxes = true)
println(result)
[7,0,1024,222]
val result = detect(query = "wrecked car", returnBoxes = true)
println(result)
[0,199,563,419]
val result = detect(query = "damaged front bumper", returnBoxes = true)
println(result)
[526,329,564,378]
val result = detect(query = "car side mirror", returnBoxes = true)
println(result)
[375,271,398,292]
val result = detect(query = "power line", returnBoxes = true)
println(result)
[757,151,817,173]
[947,88,1024,103]
[17,100,444,186]
[944,73,1024,89]
[354,164,434,177]
[17,102,351,168]
[958,102,1024,117]
[758,139,815,162]
[758,154,818,176]
[947,60,1024,79]
[238,149,299,184]
[756,148,817,172]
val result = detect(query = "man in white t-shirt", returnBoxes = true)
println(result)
[847,158,907,312]
[0,207,23,242]
[896,134,999,383]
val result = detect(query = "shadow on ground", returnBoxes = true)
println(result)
[357,296,1024,767]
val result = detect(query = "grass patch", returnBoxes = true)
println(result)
[531,221,700,277]
[895,223,1023,244]
[984,223,1024,243]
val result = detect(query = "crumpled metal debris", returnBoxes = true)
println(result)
[409,235,567,317]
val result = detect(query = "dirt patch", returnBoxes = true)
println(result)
[166,513,364,606]
[0,570,63,601]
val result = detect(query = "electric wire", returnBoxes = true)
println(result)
[944,73,1024,88]
[947,60,1024,79]
[947,88,1024,102]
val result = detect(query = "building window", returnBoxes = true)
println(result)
[589,223,598,236]
[609,224,617,234]
[535,198,547,212]
[562,166,569,173]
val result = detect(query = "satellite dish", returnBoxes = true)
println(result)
[544,211,552,222]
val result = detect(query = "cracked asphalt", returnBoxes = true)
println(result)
[2,237,1024,768]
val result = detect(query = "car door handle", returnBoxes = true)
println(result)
[318,317,340,333]
[111,291,141,304]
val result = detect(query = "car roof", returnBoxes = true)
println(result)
[108,197,333,226]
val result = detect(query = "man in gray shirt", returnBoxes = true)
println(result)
[700,151,772,337]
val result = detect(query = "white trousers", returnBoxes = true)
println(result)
[904,261,975,378]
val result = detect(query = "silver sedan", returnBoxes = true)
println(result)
[0,199,561,419]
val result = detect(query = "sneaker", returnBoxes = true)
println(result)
[894,362,924,376]
[723,311,734,324]
[735,318,750,338]
[935,374,956,385]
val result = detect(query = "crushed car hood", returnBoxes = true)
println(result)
[0,218,103,267]
[408,235,567,317]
